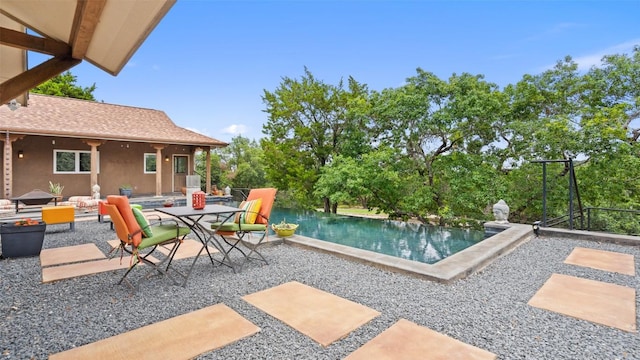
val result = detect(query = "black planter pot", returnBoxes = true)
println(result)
[119,188,132,198]
[0,222,46,258]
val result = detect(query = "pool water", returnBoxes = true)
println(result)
[269,208,485,265]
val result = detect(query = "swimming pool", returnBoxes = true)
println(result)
[269,208,485,265]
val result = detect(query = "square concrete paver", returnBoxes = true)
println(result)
[40,243,106,267]
[42,258,133,283]
[49,303,259,359]
[564,247,635,275]
[528,273,636,332]
[156,239,218,259]
[243,281,380,347]
[345,319,496,360]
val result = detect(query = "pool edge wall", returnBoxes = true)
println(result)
[284,223,534,284]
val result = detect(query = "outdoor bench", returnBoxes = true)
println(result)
[41,205,75,231]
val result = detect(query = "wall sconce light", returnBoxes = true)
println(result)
[18,150,23,159]
[164,155,170,162]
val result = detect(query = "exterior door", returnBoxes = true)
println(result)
[173,155,189,192]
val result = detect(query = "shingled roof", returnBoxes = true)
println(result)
[0,94,227,147]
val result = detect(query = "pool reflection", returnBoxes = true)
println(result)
[270,208,484,264]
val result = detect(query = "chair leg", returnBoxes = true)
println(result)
[220,233,248,258]
[116,238,187,291]
[223,231,268,271]
[242,232,269,265]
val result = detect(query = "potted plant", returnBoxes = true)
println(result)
[1,218,47,258]
[48,181,64,201]
[271,219,299,237]
[119,184,133,198]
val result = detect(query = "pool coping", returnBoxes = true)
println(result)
[284,222,534,284]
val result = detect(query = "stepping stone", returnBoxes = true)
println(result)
[156,239,219,260]
[564,247,635,275]
[42,258,135,283]
[243,281,380,347]
[528,273,636,332]
[40,244,106,267]
[345,319,496,360]
[49,303,259,359]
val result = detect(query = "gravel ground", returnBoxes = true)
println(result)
[1,219,639,359]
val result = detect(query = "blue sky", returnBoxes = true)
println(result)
[29,0,640,143]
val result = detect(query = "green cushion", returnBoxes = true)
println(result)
[131,204,143,210]
[210,222,266,232]
[138,224,190,249]
[132,207,153,238]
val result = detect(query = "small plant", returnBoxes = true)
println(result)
[271,219,299,237]
[120,184,132,190]
[14,218,40,226]
[272,219,298,230]
[48,181,64,195]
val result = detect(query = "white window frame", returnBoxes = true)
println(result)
[144,153,157,174]
[53,149,99,174]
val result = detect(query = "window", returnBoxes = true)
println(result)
[144,153,157,173]
[54,150,98,174]
[174,156,188,174]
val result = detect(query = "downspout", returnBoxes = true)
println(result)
[4,130,12,199]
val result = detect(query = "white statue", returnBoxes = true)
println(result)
[92,184,101,199]
[492,199,509,224]
[224,186,231,196]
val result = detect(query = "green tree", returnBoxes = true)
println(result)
[220,135,267,189]
[195,150,223,189]
[32,71,96,100]
[261,68,370,211]
[581,46,640,147]
[574,46,640,223]
[195,136,267,191]
[268,47,640,230]
[500,48,640,226]
[499,58,586,222]
[368,69,504,222]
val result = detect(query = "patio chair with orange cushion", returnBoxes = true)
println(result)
[208,188,277,270]
[105,195,191,290]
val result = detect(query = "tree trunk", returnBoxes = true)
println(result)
[331,202,338,214]
[323,197,331,213]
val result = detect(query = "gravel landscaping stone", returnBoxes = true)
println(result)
[1,220,638,359]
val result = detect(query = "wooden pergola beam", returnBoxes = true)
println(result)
[0,0,105,105]
[70,0,106,59]
[0,56,80,104]
[0,27,70,57]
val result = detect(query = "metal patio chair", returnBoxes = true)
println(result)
[105,195,191,290]
[208,188,277,271]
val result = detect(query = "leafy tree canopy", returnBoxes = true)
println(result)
[262,46,640,233]
[32,71,96,100]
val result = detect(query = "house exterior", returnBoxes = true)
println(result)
[1,93,226,200]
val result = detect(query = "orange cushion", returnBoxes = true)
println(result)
[105,203,131,245]
[246,188,277,225]
[107,195,142,247]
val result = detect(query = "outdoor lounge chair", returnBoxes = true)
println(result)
[105,195,191,290]
[209,188,277,270]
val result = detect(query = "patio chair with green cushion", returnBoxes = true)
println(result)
[209,188,277,270]
[105,195,191,291]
